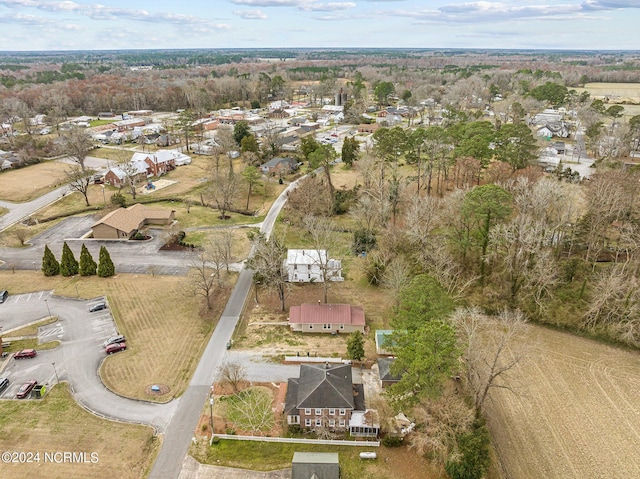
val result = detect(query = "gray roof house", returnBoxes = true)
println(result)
[260,157,299,175]
[377,357,401,388]
[292,452,339,479]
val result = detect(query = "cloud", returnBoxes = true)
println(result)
[233,9,268,19]
[382,1,640,24]
[0,0,231,31]
[303,2,356,11]
[230,0,354,10]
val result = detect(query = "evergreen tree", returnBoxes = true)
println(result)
[79,243,97,276]
[97,245,115,277]
[60,241,79,277]
[346,331,365,361]
[42,245,60,276]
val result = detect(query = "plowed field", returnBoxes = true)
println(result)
[486,324,640,479]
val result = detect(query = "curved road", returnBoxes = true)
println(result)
[148,179,300,479]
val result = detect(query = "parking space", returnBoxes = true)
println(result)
[0,292,120,400]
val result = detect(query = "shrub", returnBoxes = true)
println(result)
[42,245,59,276]
[382,435,403,447]
[111,192,126,208]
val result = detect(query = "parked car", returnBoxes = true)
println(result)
[16,380,37,399]
[0,289,8,303]
[89,302,107,312]
[14,349,37,359]
[103,335,126,347]
[0,377,9,394]
[105,342,126,355]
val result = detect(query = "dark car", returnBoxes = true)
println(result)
[0,290,8,303]
[89,302,107,312]
[14,349,37,359]
[16,380,37,399]
[0,378,9,394]
[105,342,126,355]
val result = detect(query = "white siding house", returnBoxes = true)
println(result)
[285,249,343,283]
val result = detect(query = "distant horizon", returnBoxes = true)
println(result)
[0,47,639,55]
[0,1,639,51]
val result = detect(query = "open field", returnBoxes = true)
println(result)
[0,161,69,202]
[485,324,640,479]
[580,82,640,102]
[0,271,234,401]
[0,385,158,479]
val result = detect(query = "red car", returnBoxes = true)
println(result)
[14,349,37,359]
[16,380,37,399]
[105,342,126,355]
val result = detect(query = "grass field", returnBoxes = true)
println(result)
[581,82,640,101]
[0,271,235,401]
[0,161,69,202]
[190,439,441,479]
[0,385,158,479]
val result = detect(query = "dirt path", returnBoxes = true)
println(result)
[486,324,640,479]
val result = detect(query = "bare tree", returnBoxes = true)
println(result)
[209,168,239,220]
[210,227,235,272]
[227,387,274,435]
[382,256,412,311]
[451,307,529,411]
[217,361,247,393]
[246,232,289,311]
[121,160,143,200]
[13,226,30,246]
[66,165,94,207]
[302,215,342,303]
[186,245,223,310]
[61,126,94,171]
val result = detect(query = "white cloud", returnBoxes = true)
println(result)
[233,9,268,19]
[303,2,356,11]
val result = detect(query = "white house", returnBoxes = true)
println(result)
[285,249,343,283]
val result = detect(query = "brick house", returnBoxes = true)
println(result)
[285,363,364,431]
[288,303,365,334]
[260,157,298,175]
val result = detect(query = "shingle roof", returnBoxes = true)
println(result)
[378,358,401,382]
[92,203,173,234]
[295,363,355,409]
[289,304,365,326]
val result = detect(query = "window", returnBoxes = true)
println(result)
[315,408,322,416]
[339,324,344,329]
[329,419,335,427]
[339,419,346,427]
[305,419,311,427]
[315,419,322,427]
[309,324,313,330]
[323,324,332,330]
[339,409,346,416]
[304,408,311,415]
[329,408,336,415]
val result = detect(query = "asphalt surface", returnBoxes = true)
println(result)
[148,178,304,479]
[0,186,69,233]
[0,292,177,431]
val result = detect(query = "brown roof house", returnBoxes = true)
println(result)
[289,303,365,334]
[91,203,175,239]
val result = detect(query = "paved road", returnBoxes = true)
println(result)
[148,178,303,479]
[0,292,177,432]
[0,186,69,233]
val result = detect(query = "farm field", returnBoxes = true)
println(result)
[486,324,640,479]
[580,82,640,102]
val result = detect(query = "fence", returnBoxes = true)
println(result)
[284,356,348,364]
[210,434,379,447]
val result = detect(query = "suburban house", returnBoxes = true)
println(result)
[285,363,364,432]
[91,203,175,239]
[130,150,191,177]
[104,160,148,188]
[358,123,381,134]
[284,249,343,283]
[260,157,299,175]
[288,303,365,334]
[0,150,20,170]
[377,357,401,388]
[291,452,339,479]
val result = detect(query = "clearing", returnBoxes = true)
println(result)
[0,161,69,202]
[486,323,640,479]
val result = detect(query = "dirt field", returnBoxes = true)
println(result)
[0,161,69,202]
[485,324,640,479]
[580,82,640,102]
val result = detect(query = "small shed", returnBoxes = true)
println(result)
[292,452,339,479]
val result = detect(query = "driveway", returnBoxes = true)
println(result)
[0,292,177,432]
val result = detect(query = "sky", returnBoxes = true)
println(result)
[0,0,639,51]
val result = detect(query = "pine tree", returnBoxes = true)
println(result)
[346,331,365,361]
[97,245,115,277]
[60,241,79,277]
[42,245,60,277]
[79,243,97,276]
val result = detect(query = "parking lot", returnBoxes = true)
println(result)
[0,291,119,400]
